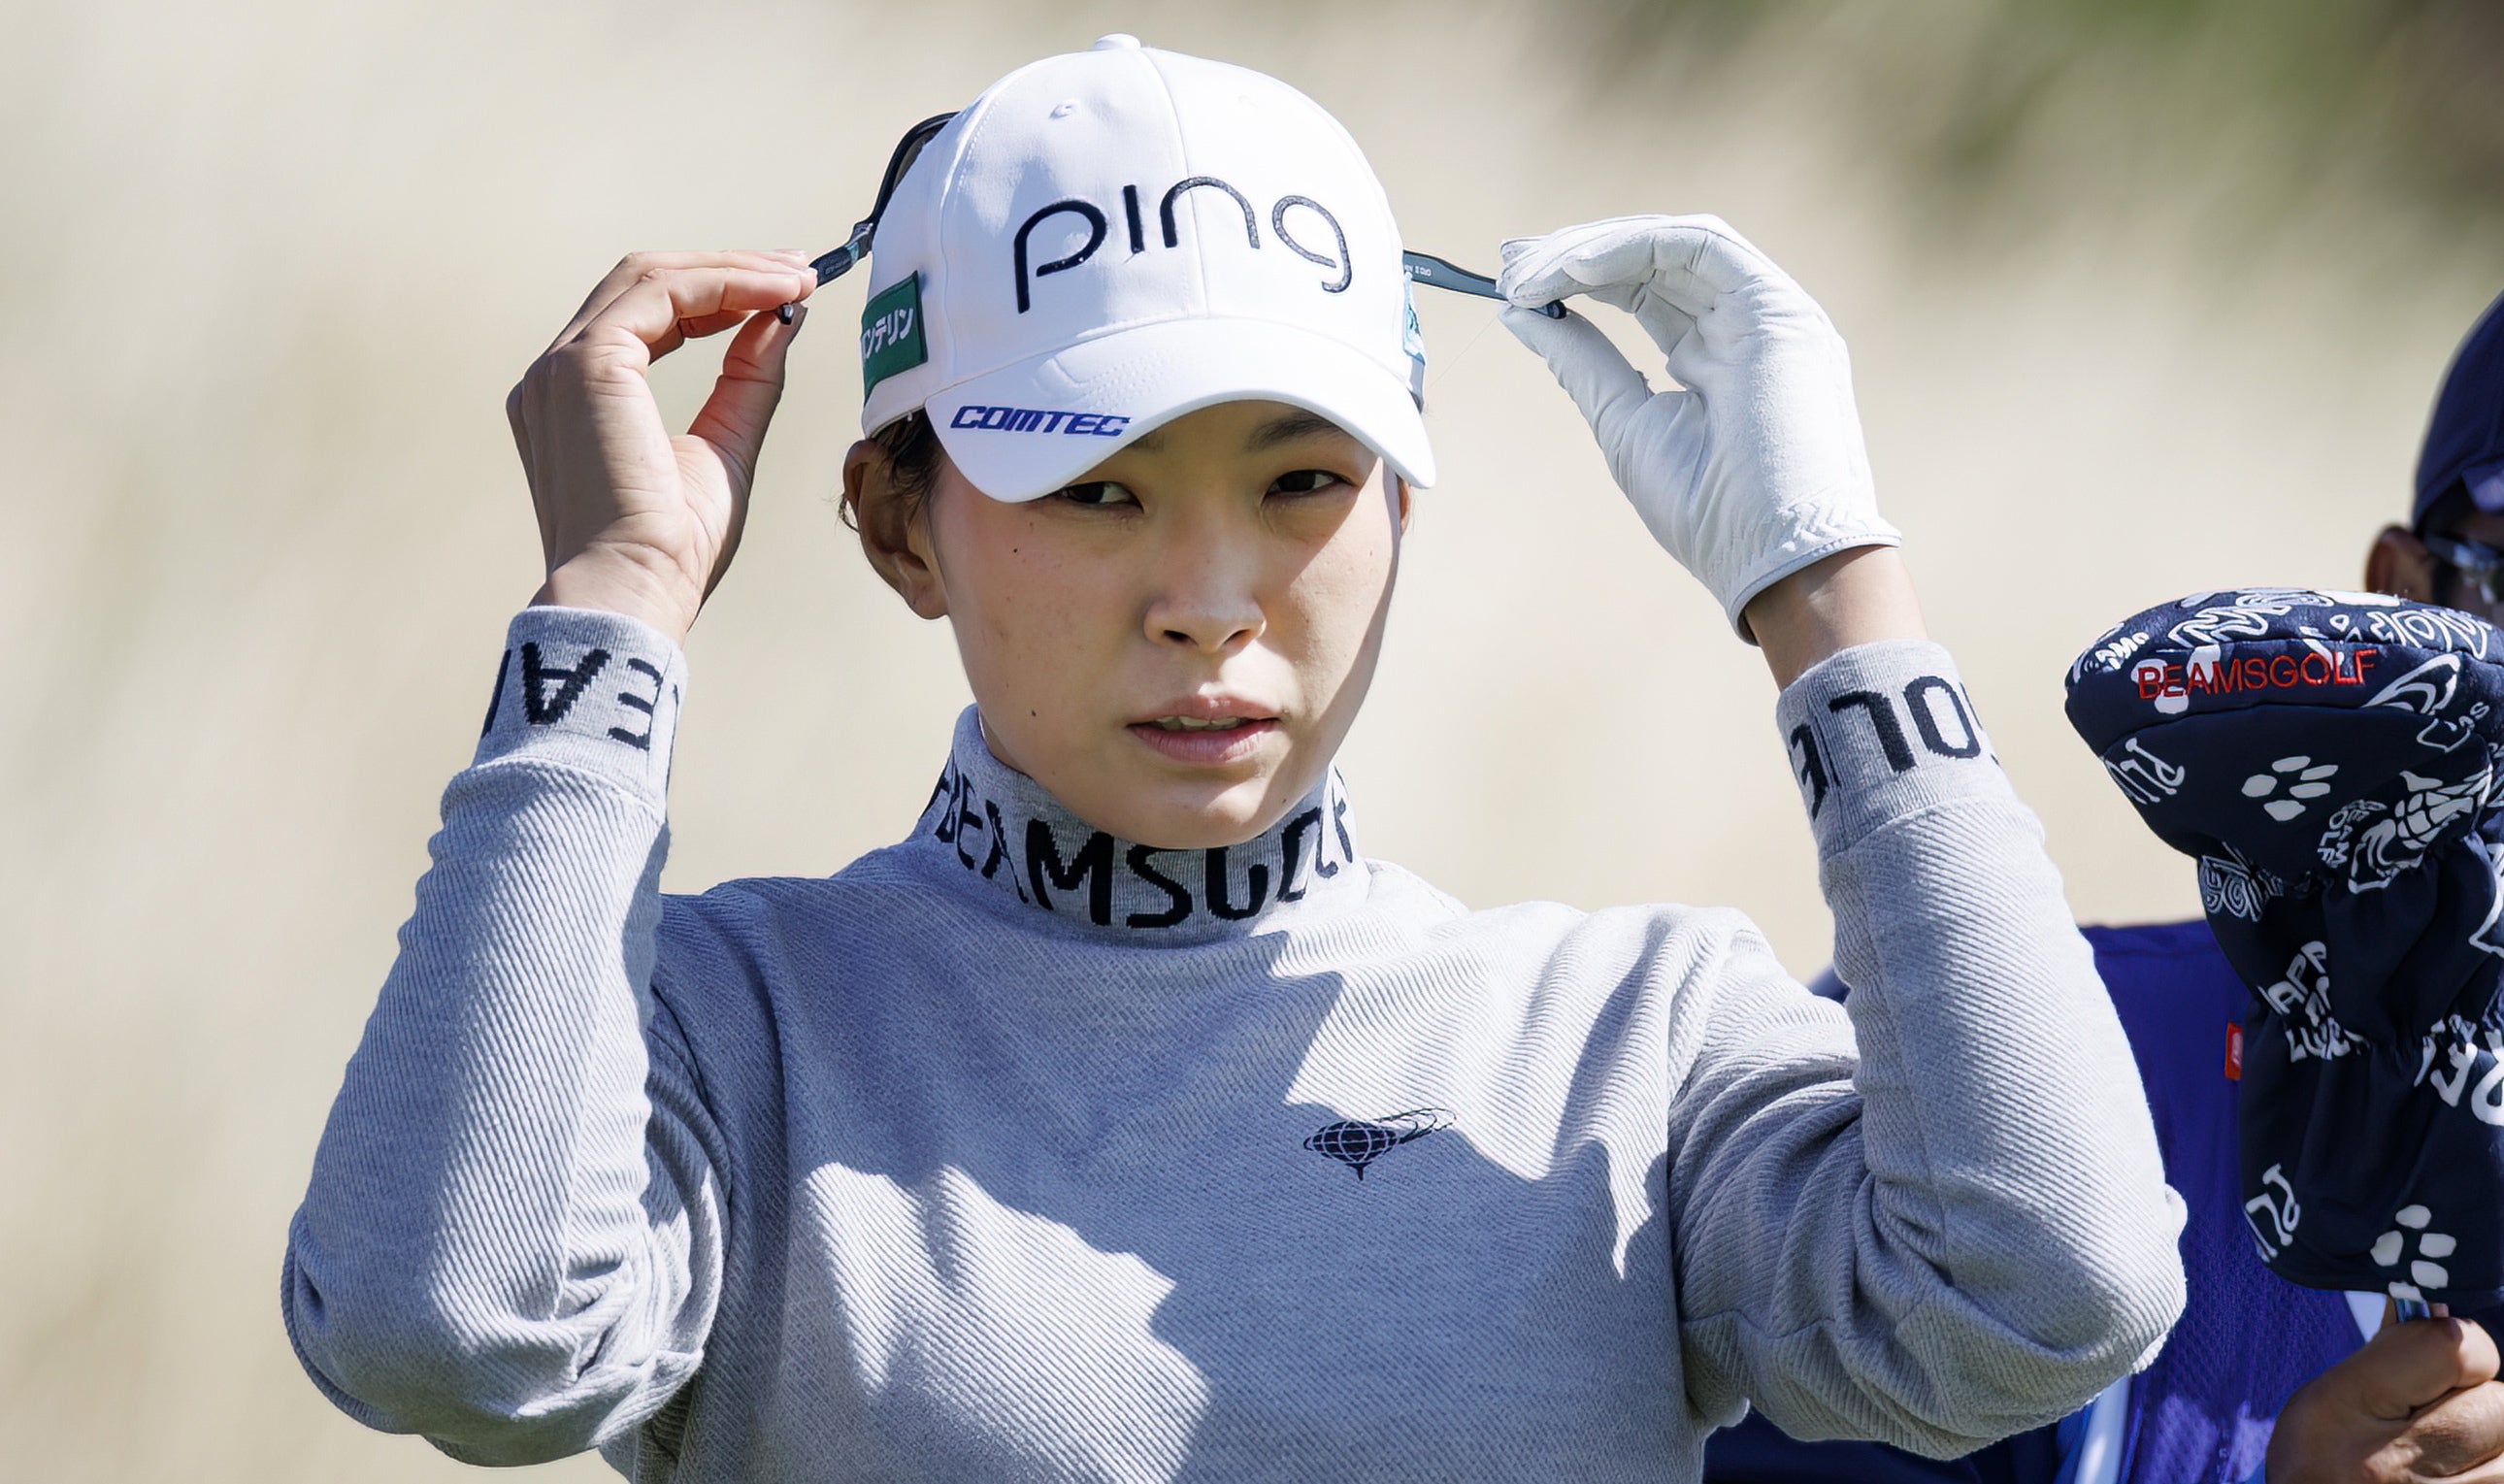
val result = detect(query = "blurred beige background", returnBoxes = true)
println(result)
[4,0,2499,1477]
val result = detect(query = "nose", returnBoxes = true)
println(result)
[1142,519,1267,655]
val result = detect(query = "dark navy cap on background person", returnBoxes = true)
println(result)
[2416,291,2504,530]
[2068,589,2504,1306]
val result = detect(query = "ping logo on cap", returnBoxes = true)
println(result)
[1012,179,1351,313]
[861,273,928,394]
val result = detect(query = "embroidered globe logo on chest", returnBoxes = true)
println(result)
[1303,1108,1453,1180]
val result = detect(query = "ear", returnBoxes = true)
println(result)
[2366,524,2442,603]
[844,439,949,620]
[1392,474,1414,536]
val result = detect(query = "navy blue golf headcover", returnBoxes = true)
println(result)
[2066,588,2504,1305]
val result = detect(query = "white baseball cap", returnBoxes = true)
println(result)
[855,35,1437,500]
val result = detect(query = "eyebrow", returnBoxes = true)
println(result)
[1245,410,1351,452]
[1124,410,1354,458]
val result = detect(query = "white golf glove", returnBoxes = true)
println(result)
[1497,214,1900,639]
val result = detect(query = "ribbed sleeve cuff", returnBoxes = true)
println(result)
[472,606,687,795]
[1773,639,2002,856]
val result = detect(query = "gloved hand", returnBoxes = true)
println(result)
[1498,214,1900,640]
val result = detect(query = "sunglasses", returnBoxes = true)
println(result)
[2424,530,2504,606]
[780,111,1562,321]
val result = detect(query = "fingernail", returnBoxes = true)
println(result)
[778,303,807,329]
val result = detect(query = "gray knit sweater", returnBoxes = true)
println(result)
[283,606,2187,1481]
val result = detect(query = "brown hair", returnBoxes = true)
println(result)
[843,410,943,531]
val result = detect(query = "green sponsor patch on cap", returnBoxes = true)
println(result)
[860,273,927,395]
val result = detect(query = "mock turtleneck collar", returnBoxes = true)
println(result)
[906,707,1371,942]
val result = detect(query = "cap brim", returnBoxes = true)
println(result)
[924,317,1435,501]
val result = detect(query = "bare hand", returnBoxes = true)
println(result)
[506,250,818,643]
[2268,1304,2504,1482]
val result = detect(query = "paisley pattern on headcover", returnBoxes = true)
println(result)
[2066,588,2504,1305]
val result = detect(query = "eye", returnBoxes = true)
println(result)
[1054,480,1137,508]
[1268,468,1349,497]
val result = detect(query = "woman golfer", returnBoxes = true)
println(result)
[284,36,2185,1482]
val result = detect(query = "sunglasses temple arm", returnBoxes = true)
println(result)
[813,219,877,285]
[776,220,876,324]
[802,112,956,288]
[1401,251,1565,318]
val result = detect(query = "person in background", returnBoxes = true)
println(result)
[1706,292,2504,1484]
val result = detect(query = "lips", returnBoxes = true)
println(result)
[1127,701,1281,765]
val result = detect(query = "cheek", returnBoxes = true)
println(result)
[1277,499,1400,671]
[936,508,1120,695]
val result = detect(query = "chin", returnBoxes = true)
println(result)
[1096,777,1286,851]
[982,711,1329,849]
